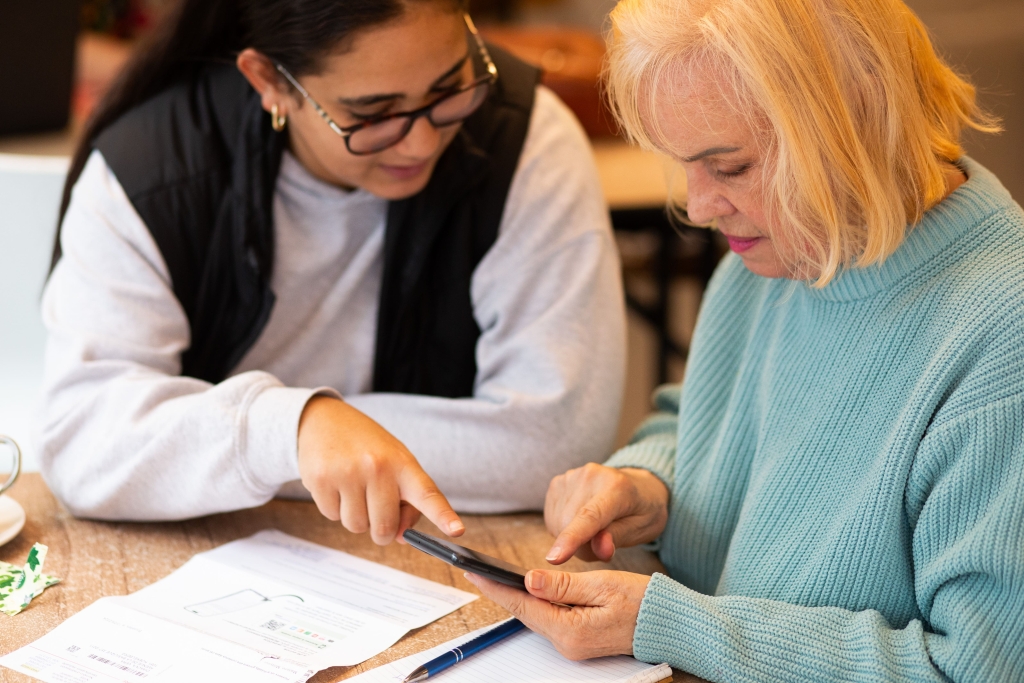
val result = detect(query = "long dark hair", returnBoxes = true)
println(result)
[54,0,452,264]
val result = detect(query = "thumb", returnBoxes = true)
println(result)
[395,502,421,544]
[590,529,616,561]
[399,467,465,537]
[525,570,606,606]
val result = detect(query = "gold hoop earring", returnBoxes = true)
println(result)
[271,104,287,132]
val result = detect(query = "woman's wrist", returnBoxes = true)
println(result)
[621,467,670,504]
[621,467,671,543]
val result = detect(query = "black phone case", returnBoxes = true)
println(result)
[403,529,528,590]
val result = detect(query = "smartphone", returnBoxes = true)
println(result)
[403,529,528,591]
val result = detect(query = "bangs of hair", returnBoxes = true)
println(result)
[605,0,1001,286]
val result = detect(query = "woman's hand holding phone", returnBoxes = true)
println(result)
[543,464,670,564]
[465,569,651,660]
[297,396,465,545]
[460,464,668,661]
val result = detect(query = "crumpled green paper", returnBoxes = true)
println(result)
[0,543,61,616]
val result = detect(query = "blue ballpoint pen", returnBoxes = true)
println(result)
[401,618,526,682]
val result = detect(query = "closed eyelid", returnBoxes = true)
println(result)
[341,73,470,125]
[344,86,455,123]
[711,162,753,180]
[343,104,396,122]
[681,146,742,163]
[348,82,474,127]
[431,76,466,93]
[714,161,751,170]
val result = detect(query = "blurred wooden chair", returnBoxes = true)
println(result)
[481,26,617,138]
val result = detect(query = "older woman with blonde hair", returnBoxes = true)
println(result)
[468,0,1024,680]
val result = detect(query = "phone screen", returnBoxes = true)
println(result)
[403,529,528,590]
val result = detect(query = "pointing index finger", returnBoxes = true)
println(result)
[546,497,617,564]
[400,468,465,536]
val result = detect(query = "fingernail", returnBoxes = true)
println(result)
[448,520,465,535]
[527,571,545,591]
[545,546,561,562]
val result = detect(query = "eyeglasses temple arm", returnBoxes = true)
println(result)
[274,63,346,136]
[463,13,498,79]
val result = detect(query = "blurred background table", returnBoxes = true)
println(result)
[0,473,707,683]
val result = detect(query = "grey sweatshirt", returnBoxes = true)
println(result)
[38,87,626,520]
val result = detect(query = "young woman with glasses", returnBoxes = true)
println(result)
[40,0,626,541]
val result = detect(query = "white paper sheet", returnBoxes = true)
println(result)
[349,620,673,683]
[0,530,476,682]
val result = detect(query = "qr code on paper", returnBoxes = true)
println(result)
[261,619,285,631]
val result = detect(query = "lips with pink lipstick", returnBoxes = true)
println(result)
[723,233,762,253]
[380,161,429,181]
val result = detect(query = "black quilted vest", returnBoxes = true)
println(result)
[86,47,538,397]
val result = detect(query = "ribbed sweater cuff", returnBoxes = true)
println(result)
[604,433,676,489]
[635,574,942,683]
[634,573,734,678]
[243,385,341,491]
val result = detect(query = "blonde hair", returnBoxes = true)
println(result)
[606,0,1000,285]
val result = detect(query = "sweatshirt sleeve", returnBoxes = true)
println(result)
[37,150,335,521]
[344,87,627,513]
[630,393,1024,683]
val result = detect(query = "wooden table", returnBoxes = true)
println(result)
[0,474,704,682]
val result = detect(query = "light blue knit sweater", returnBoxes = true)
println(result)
[606,158,1024,683]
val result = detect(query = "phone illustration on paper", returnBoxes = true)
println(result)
[184,589,303,617]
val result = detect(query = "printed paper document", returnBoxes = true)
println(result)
[0,530,476,683]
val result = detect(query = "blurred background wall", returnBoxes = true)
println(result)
[904,0,1024,203]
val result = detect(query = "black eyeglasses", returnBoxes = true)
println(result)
[275,13,498,156]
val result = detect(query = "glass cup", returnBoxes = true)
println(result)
[0,435,21,496]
